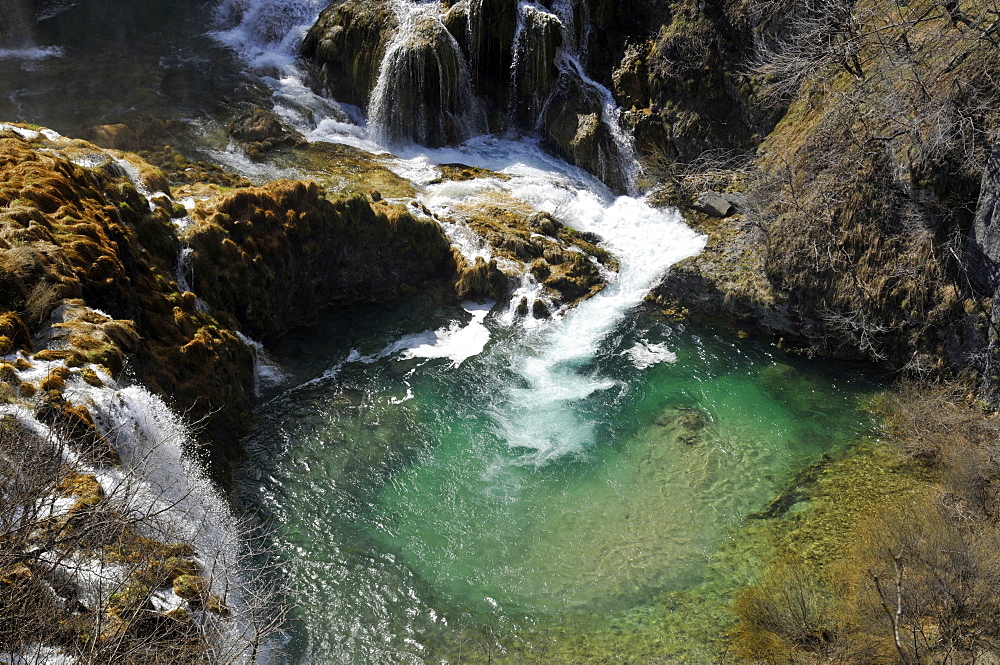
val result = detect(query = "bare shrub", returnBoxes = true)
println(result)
[733,557,836,662]
[0,408,285,664]
[840,505,1000,664]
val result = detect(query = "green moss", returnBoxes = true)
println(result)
[172,574,209,602]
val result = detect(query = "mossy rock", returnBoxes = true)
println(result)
[171,575,209,602]
[0,363,18,385]
[34,393,119,467]
[39,366,71,392]
[59,472,105,501]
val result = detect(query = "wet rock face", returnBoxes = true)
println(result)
[508,4,562,128]
[186,180,457,340]
[368,9,478,147]
[301,0,399,108]
[543,72,628,194]
[454,255,509,301]
[466,0,519,116]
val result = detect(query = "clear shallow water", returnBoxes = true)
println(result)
[239,300,877,664]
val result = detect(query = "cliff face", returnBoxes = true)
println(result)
[185,180,457,341]
[969,142,1000,391]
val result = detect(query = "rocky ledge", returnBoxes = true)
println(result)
[0,125,461,485]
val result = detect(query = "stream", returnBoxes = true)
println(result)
[0,1,880,662]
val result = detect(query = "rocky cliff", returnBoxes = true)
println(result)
[644,0,998,379]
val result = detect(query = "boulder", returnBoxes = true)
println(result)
[454,256,509,302]
[227,108,304,159]
[543,71,629,194]
[528,211,562,236]
[692,191,733,218]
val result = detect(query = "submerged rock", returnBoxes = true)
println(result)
[227,108,305,160]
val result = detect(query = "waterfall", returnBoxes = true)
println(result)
[558,53,642,194]
[236,331,287,396]
[509,2,562,129]
[550,0,589,59]
[368,1,483,147]
[0,0,36,49]
[0,361,263,660]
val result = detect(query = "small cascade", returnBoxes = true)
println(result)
[558,54,642,193]
[0,0,36,50]
[218,0,640,191]
[236,332,287,396]
[368,1,483,147]
[176,246,195,293]
[0,361,260,659]
[508,2,562,129]
[550,0,589,60]
[216,0,328,64]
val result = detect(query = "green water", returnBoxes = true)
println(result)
[239,299,877,664]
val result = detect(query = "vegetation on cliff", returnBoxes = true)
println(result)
[645,0,998,378]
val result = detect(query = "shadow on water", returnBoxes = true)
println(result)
[0,0,264,135]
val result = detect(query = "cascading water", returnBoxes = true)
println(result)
[554,53,642,193]
[508,2,561,129]
[368,1,483,147]
[0,356,263,662]
[0,0,36,50]
[3,0,872,661]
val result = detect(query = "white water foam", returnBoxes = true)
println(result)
[399,301,493,367]
[387,137,704,461]
[237,331,288,395]
[0,46,63,60]
[210,0,706,465]
[345,301,495,369]
[625,341,678,370]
